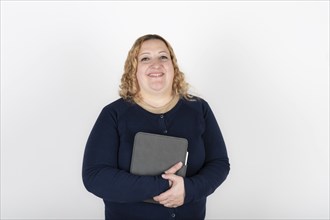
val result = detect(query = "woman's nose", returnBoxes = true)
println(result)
[150,59,162,68]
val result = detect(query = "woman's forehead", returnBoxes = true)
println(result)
[139,39,169,53]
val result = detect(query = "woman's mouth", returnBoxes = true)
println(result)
[147,72,164,78]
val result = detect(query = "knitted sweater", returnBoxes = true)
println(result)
[82,97,230,220]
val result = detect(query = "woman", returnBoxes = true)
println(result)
[82,34,230,220]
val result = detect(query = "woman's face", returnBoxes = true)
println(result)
[136,39,174,98]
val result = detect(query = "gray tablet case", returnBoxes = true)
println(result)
[130,132,188,177]
[130,132,188,203]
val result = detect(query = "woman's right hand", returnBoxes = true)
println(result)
[153,162,185,207]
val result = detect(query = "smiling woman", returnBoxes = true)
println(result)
[135,39,175,105]
[82,34,230,220]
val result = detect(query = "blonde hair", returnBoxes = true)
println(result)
[119,34,191,101]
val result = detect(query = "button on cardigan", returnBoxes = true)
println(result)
[82,97,230,220]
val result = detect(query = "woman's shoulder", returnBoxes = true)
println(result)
[102,98,136,114]
[180,95,211,111]
[182,95,208,106]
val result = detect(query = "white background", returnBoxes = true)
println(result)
[1,1,329,219]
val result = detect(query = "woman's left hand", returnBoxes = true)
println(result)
[153,173,185,208]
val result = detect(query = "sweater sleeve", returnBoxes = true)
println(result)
[184,100,230,203]
[82,106,169,203]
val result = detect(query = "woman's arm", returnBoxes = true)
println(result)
[82,106,169,202]
[183,100,230,203]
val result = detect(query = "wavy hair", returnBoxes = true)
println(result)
[119,34,191,101]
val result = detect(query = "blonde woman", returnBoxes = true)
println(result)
[82,34,230,220]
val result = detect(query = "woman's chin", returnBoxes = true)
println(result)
[148,83,166,92]
[148,86,170,94]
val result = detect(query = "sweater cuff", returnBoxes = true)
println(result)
[184,177,194,203]
[158,176,170,193]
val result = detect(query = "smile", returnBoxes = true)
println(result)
[147,72,164,77]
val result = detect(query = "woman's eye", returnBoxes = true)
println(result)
[160,56,168,61]
[140,57,150,62]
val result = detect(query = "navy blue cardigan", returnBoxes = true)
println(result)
[82,97,230,220]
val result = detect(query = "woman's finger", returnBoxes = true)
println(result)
[164,162,183,174]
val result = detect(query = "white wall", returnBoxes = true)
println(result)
[1,1,328,219]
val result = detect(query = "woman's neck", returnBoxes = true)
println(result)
[134,93,180,114]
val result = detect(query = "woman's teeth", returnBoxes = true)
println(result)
[148,73,164,77]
